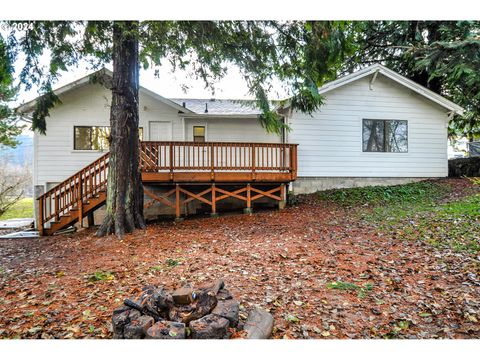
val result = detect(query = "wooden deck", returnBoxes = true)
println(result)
[37,141,298,235]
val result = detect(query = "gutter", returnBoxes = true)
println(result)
[179,113,261,119]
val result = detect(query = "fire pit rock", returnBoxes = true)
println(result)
[212,299,240,327]
[112,279,265,339]
[145,321,186,339]
[190,314,230,339]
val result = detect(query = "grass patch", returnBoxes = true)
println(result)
[149,265,163,272]
[0,198,34,220]
[402,194,480,254]
[87,271,115,282]
[327,281,373,299]
[165,258,183,267]
[148,258,184,273]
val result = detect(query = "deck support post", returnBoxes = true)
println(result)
[278,183,286,210]
[210,183,218,217]
[175,184,182,221]
[38,197,44,236]
[244,183,252,215]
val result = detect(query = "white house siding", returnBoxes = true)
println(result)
[287,74,450,192]
[34,82,182,188]
[184,117,281,143]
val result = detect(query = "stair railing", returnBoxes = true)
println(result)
[37,152,110,234]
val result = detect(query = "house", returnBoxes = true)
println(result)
[16,64,464,234]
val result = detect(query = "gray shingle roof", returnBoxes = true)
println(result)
[170,98,262,115]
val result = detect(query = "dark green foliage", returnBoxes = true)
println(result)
[415,33,480,139]
[449,157,480,177]
[317,181,449,207]
[165,258,181,267]
[31,87,60,134]
[0,35,23,147]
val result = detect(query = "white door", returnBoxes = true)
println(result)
[149,121,171,141]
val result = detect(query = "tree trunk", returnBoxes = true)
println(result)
[96,21,146,238]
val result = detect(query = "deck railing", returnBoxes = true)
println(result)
[37,141,297,232]
[140,141,297,174]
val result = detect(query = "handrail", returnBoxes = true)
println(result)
[37,152,110,232]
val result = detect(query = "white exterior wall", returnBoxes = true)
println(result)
[34,83,182,188]
[288,74,450,178]
[33,83,279,188]
[184,117,280,143]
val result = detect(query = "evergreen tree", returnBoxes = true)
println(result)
[0,20,355,237]
[0,36,23,147]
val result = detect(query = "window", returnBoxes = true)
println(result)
[362,119,408,153]
[193,126,205,142]
[74,126,143,150]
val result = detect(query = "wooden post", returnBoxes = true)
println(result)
[169,142,174,180]
[78,178,83,227]
[38,197,44,235]
[175,184,181,220]
[54,192,60,221]
[290,145,298,180]
[251,144,256,181]
[279,183,286,210]
[211,183,218,217]
[210,143,215,181]
[244,183,252,215]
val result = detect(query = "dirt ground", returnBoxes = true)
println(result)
[0,178,479,339]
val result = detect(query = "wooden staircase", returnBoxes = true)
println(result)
[37,153,110,235]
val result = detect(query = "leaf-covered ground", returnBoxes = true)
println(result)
[0,178,479,339]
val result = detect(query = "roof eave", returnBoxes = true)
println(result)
[317,64,465,115]
[180,113,261,118]
[15,67,195,115]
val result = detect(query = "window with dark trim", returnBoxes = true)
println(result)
[193,126,205,142]
[362,119,408,153]
[74,126,143,150]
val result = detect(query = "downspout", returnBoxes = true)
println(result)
[369,69,379,90]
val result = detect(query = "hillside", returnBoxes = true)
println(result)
[0,135,33,167]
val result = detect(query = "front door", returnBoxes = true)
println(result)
[149,121,171,141]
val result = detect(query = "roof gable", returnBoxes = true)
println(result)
[318,64,464,115]
[16,68,194,115]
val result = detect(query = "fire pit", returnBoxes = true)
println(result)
[112,279,273,339]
